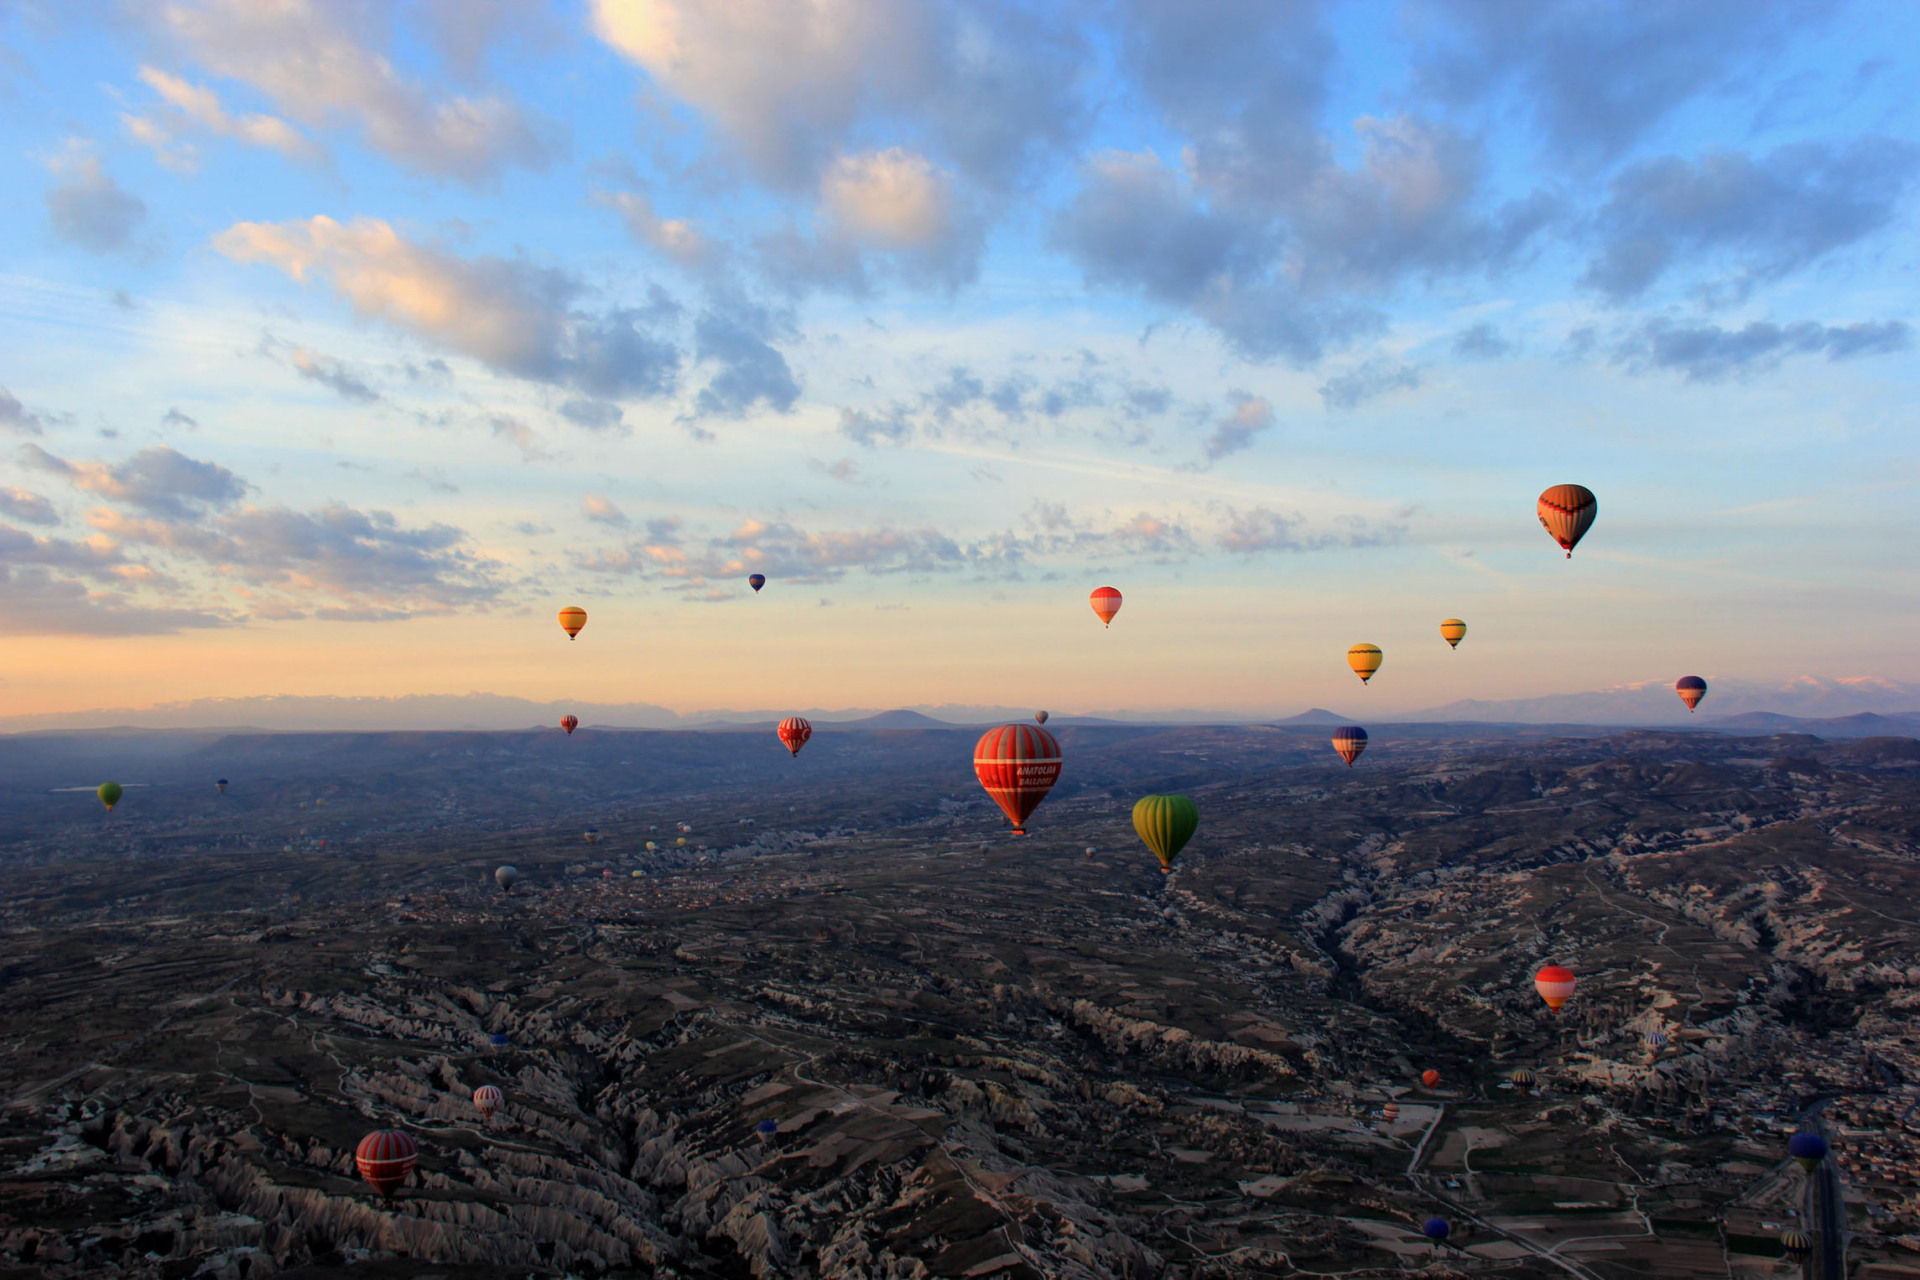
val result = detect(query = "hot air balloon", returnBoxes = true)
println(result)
[1382,1102,1400,1124]
[1034,710,1049,725]
[1537,484,1597,558]
[777,717,812,757]
[1348,643,1383,684]
[488,1033,510,1050]
[973,724,1063,835]
[1089,586,1122,627]
[355,1129,418,1198]
[1781,1229,1812,1261]
[584,829,600,845]
[748,573,766,592]
[561,715,578,735]
[1423,1218,1450,1244]
[1788,1132,1828,1173]
[473,1085,503,1120]
[1420,1069,1441,1090]
[1676,676,1707,712]
[645,841,657,852]
[1535,965,1577,1012]
[495,865,519,893]
[1509,1068,1536,1094]
[1332,725,1368,767]
[755,1119,779,1139]
[676,837,687,847]
[1440,618,1467,649]
[97,781,122,811]
[1644,1029,1669,1051]
[1133,794,1198,873]
[1085,846,1097,858]
[215,778,229,794]
[557,606,587,639]
[601,868,613,879]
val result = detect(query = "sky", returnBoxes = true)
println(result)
[0,0,1916,723]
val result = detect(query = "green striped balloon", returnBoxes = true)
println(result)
[1132,795,1198,873]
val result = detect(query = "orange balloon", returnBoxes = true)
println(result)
[1535,964,1577,1012]
[1537,485,1596,558]
[1089,586,1122,627]
[557,606,587,639]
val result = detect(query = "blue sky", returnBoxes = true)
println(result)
[1,0,1915,720]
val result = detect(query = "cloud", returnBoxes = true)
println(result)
[214,217,682,400]
[1581,139,1920,303]
[816,147,983,289]
[595,189,716,269]
[582,494,628,527]
[0,563,228,635]
[25,443,248,518]
[811,458,863,484]
[0,387,45,436]
[161,407,200,429]
[45,146,146,253]
[1610,318,1911,381]
[289,345,380,403]
[837,359,1176,448]
[558,399,624,431]
[1451,322,1514,359]
[688,302,800,419]
[1203,392,1274,462]
[1409,0,1833,165]
[123,65,321,169]
[1318,359,1422,410]
[149,0,559,183]
[588,0,1083,192]
[840,405,913,447]
[0,488,58,526]
[1215,505,1406,553]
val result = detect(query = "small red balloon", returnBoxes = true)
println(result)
[777,717,812,757]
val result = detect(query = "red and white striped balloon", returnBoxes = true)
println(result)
[473,1085,504,1120]
[355,1129,419,1198]
[777,717,812,757]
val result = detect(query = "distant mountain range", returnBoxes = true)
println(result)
[3,677,1916,736]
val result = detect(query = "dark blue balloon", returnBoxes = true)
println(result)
[489,1033,510,1048]
[756,1119,778,1135]
[1423,1218,1450,1242]
[748,573,766,592]
[1788,1132,1828,1162]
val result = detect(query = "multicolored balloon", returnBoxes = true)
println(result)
[473,1085,504,1120]
[215,778,229,794]
[1420,1069,1441,1090]
[1781,1229,1812,1261]
[1535,964,1577,1012]
[557,606,588,639]
[748,573,766,592]
[777,716,812,757]
[1643,1029,1669,1050]
[583,829,600,845]
[1440,618,1466,649]
[1381,1102,1400,1123]
[1332,725,1368,766]
[1509,1067,1536,1093]
[1676,676,1707,712]
[1089,586,1122,628]
[1132,794,1198,873]
[1788,1132,1828,1173]
[1537,484,1597,558]
[355,1129,418,1198]
[973,724,1062,835]
[561,715,578,735]
[97,782,122,811]
[1348,643,1383,684]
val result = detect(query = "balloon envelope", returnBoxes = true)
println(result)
[756,1119,779,1136]
[355,1129,418,1198]
[494,865,519,892]
[1676,676,1707,711]
[557,606,587,639]
[215,778,228,793]
[1347,643,1383,684]
[1440,618,1467,648]
[1089,586,1122,627]
[1781,1230,1812,1259]
[777,716,812,757]
[973,724,1063,834]
[473,1085,503,1119]
[1510,1068,1536,1090]
[1537,484,1597,557]
[97,781,122,811]
[561,714,578,734]
[1423,1218,1450,1242]
[1420,1069,1441,1089]
[1535,964,1577,1010]
[1133,794,1198,872]
[1034,710,1048,724]
[1788,1132,1828,1171]
[748,573,765,592]
[1382,1103,1400,1122]
[1332,725,1368,766]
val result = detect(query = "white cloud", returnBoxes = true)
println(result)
[124,66,322,168]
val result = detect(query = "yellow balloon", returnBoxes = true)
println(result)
[1439,619,1466,649]
[558,606,587,639]
[1347,643,1383,684]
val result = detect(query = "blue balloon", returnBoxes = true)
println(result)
[489,1033,510,1048]
[756,1119,778,1135]
[1788,1132,1828,1168]
[1423,1218,1450,1242]
[748,573,766,592]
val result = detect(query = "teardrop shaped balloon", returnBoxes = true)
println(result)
[1132,794,1198,873]
[748,573,766,592]
[1423,1218,1450,1243]
[777,716,812,757]
[1675,676,1707,712]
[1331,725,1368,767]
[560,714,578,735]
[97,781,122,811]
[973,724,1062,834]
[355,1129,419,1199]
[1381,1102,1400,1123]
[494,865,519,893]
[1420,1069,1441,1090]
[1788,1132,1827,1173]
[473,1084,503,1119]
[215,778,229,794]
[1089,586,1122,627]
[1535,964,1577,1011]
[1781,1230,1812,1261]
[1509,1067,1535,1093]
[1440,618,1466,649]
[1347,643,1383,684]
[557,606,588,639]
[1537,484,1597,558]
[1033,710,1049,725]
